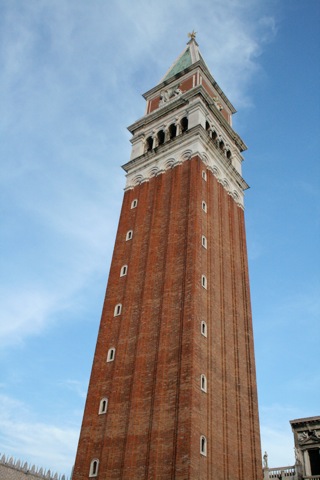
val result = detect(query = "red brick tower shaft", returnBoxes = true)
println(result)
[73,37,262,480]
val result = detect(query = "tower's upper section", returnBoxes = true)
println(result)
[124,34,249,208]
[143,33,236,126]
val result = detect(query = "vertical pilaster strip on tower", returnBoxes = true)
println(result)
[206,163,213,480]
[228,195,244,480]
[144,171,174,479]
[217,180,228,479]
[238,204,261,478]
[171,158,193,479]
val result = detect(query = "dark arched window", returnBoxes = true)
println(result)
[126,230,133,241]
[226,150,232,159]
[201,321,207,337]
[157,130,165,145]
[169,124,177,139]
[120,265,128,277]
[201,374,207,392]
[200,435,207,456]
[89,459,99,477]
[205,121,210,131]
[107,347,116,362]
[181,117,188,133]
[212,131,217,141]
[99,398,108,414]
[219,140,225,151]
[146,136,153,151]
[114,303,122,316]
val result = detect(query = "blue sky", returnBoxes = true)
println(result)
[0,0,319,475]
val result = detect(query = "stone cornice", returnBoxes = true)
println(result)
[200,88,247,152]
[122,124,248,209]
[290,416,320,428]
[143,60,236,113]
[128,95,189,134]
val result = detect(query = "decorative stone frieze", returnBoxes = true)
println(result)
[123,125,247,208]
[159,84,183,106]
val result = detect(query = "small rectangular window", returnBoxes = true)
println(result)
[89,460,99,477]
[107,348,115,362]
[114,303,122,316]
[126,230,133,241]
[201,275,207,290]
[131,199,138,209]
[201,235,207,249]
[120,265,128,277]
[200,435,207,456]
[99,398,108,414]
[201,321,207,337]
[202,170,207,181]
[202,201,207,213]
[201,374,207,393]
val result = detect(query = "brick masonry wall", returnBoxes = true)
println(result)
[73,156,262,480]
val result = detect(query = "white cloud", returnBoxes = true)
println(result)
[0,0,279,372]
[0,289,56,346]
[0,394,77,475]
[258,16,278,43]
[0,0,278,350]
[62,380,87,400]
[0,0,291,474]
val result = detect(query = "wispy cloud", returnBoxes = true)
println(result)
[0,394,77,474]
[0,0,303,474]
[62,380,87,400]
[0,0,277,349]
[0,289,57,346]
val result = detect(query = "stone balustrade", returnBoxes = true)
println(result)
[264,466,320,480]
[264,466,296,479]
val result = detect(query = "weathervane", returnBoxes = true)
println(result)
[188,30,197,40]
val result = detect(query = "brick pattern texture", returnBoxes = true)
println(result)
[73,156,262,479]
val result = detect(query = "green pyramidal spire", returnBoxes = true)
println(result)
[160,31,204,82]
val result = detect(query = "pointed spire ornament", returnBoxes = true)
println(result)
[188,30,197,40]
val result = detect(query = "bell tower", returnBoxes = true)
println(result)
[73,34,262,480]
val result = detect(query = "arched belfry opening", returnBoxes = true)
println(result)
[157,129,165,145]
[169,123,177,139]
[146,136,153,151]
[181,116,188,133]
